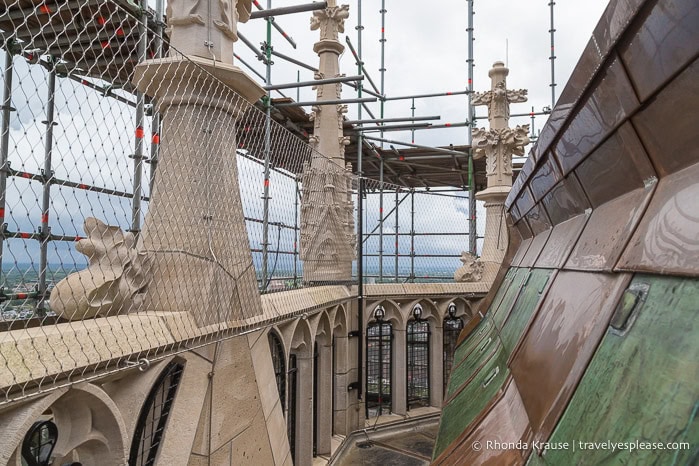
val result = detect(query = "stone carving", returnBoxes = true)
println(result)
[300,163,356,282]
[50,218,149,320]
[310,5,350,41]
[473,82,528,123]
[166,0,205,28]
[473,125,531,177]
[454,252,484,282]
[167,0,251,42]
[214,0,252,40]
[312,72,326,98]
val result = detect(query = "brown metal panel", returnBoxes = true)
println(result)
[575,122,656,208]
[541,173,590,227]
[592,0,647,60]
[525,204,551,237]
[617,163,699,275]
[513,218,533,242]
[519,229,552,268]
[511,238,533,267]
[535,213,590,269]
[631,58,699,177]
[620,0,699,102]
[436,378,532,466]
[509,271,631,444]
[565,185,654,272]
[555,57,640,176]
[514,186,536,221]
[529,155,562,203]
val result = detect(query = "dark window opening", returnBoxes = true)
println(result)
[288,354,298,464]
[443,315,464,394]
[129,362,185,466]
[407,319,430,409]
[21,420,58,466]
[366,320,393,418]
[268,331,286,412]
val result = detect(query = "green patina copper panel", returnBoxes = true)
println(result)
[446,328,499,398]
[492,267,531,331]
[434,344,510,459]
[452,315,494,365]
[500,269,554,356]
[527,274,699,466]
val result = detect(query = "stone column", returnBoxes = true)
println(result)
[317,342,333,455]
[296,353,314,465]
[430,323,444,408]
[471,62,530,283]
[300,1,356,284]
[392,329,407,415]
[333,334,350,434]
[132,0,266,326]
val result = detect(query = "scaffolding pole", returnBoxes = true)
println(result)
[394,190,398,282]
[294,179,299,287]
[378,0,387,282]
[261,1,273,291]
[410,189,415,282]
[37,59,56,314]
[383,90,468,102]
[467,0,477,256]
[549,0,556,108]
[131,0,147,235]
[251,0,299,48]
[149,0,164,193]
[0,47,14,271]
[356,0,365,402]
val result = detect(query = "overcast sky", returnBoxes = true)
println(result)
[237,0,610,147]
[0,0,612,279]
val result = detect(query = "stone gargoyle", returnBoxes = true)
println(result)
[454,251,484,282]
[50,217,149,320]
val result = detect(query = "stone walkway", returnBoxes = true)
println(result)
[325,411,440,465]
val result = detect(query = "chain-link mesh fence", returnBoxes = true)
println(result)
[0,0,479,403]
[359,178,481,283]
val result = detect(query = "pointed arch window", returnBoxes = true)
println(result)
[268,331,286,412]
[407,304,430,409]
[366,305,393,417]
[129,361,185,466]
[443,302,464,394]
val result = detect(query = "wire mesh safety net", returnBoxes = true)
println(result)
[0,0,478,404]
[0,0,349,403]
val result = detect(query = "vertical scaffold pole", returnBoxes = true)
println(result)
[549,0,556,108]
[410,97,415,143]
[378,158,384,281]
[378,0,386,283]
[356,0,365,401]
[261,0,273,290]
[294,179,299,287]
[131,0,148,235]
[149,0,164,192]
[394,189,398,282]
[410,189,415,282]
[0,47,15,271]
[467,0,477,256]
[38,59,57,314]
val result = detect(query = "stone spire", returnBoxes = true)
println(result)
[300,1,355,284]
[455,62,529,283]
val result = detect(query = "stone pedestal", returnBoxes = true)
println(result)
[133,57,266,326]
[476,188,511,283]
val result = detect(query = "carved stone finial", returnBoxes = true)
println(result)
[454,252,484,282]
[310,5,350,41]
[50,218,149,320]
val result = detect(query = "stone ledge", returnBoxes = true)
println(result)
[365,282,490,297]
